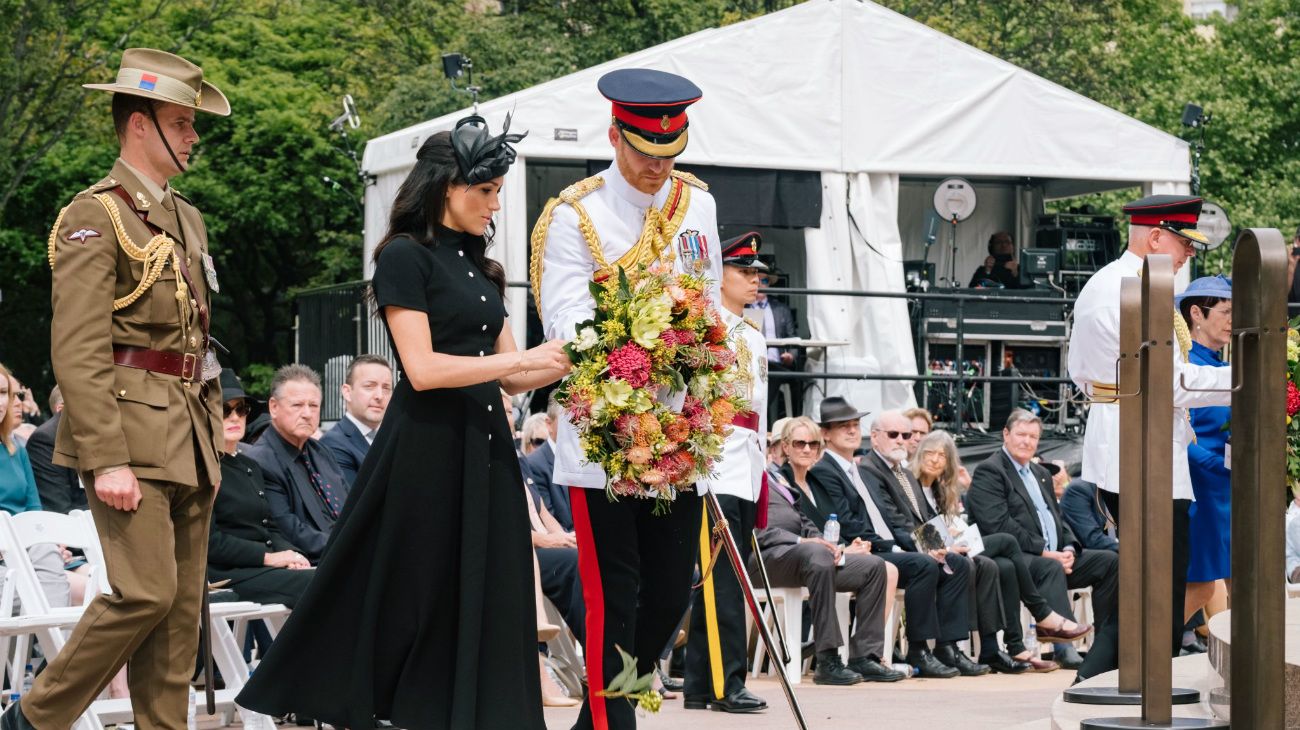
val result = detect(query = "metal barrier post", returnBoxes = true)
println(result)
[1230,227,1287,729]
[1067,257,1204,720]
[1137,255,1176,725]
[1117,276,1145,695]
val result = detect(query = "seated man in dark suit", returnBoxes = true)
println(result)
[806,396,971,679]
[854,409,994,676]
[1058,479,1118,552]
[245,365,351,563]
[320,355,392,485]
[756,456,903,684]
[966,409,1120,681]
[25,386,86,514]
[521,398,572,532]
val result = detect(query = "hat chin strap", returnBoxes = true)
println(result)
[146,102,187,175]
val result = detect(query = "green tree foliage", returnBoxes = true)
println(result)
[2,0,1295,398]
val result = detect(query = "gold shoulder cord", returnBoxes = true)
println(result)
[49,194,191,327]
[530,172,696,317]
[529,175,605,316]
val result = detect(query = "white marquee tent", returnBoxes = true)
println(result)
[360,0,1190,414]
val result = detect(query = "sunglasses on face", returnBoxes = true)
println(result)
[876,430,912,440]
[789,439,823,451]
[223,401,250,418]
[530,437,547,447]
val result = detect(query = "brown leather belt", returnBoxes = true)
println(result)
[731,411,760,431]
[113,345,198,380]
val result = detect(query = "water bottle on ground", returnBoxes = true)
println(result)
[1026,621,1040,657]
[187,685,198,730]
[21,664,33,696]
[822,513,841,545]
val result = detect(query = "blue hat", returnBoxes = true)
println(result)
[1175,274,1232,306]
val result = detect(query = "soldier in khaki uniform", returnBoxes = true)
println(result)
[2,49,229,730]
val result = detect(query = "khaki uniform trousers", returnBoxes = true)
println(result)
[24,474,214,730]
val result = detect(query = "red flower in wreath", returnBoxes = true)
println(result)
[1287,380,1300,417]
[607,342,652,389]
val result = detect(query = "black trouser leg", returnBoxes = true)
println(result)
[1028,555,1073,618]
[538,545,586,644]
[1098,491,1189,656]
[570,488,702,730]
[878,552,941,642]
[684,495,755,700]
[936,552,973,643]
[968,554,1004,637]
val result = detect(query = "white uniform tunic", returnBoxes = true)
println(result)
[1067,250,1231,500]
[698,310,767,502]
[539,162,723,490]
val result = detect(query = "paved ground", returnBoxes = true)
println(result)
[543,670,1072,729]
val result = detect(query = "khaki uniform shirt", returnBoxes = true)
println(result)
[48,159,222,488]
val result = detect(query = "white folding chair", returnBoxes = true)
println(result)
[0,511,108,730]
[750,586,805,683]
[70,510,278,730]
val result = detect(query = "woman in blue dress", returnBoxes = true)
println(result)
[1177,275,1233,632]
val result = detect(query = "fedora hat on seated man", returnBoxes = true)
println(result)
[818,396,870,426]
[84,47,230,116]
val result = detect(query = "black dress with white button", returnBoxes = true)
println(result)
[237,227,543,729]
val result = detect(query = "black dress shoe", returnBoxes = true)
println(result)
[981,650,1031,674]
[813,650,863,685]
[847,656,906,682]
[1,700,36,730]
[1051,644,1086,669]
[710,687,767,713]
[683,695,710,710]
[933,644,991,676]
[656,667,684,693]
[905,649,959,679]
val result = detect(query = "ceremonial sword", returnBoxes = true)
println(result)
[704,492,808,730]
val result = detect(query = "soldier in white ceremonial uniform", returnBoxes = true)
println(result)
[683,233,769,713]
[530,68,722,730]
[1067,194,1231,674]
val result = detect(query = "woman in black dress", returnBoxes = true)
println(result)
[236,115,571,729]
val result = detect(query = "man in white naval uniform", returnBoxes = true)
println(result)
[530,68,722,730]
[1067,194,1231,674]
[683,232,769,713]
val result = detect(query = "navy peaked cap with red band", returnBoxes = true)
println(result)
[721,231,768,269]
[598,68,702,159]
[1122,194,1210,246]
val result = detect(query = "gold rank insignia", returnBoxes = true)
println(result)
[135,191,151,209]
[660,115,671,131]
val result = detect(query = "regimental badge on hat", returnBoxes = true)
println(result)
[720,231,768,270]
[84,48,230,116]
[598,68,702,159]
[1122,194,1210,249]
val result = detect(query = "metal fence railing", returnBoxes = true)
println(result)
[295,280,393,422]
[295,280,1081,432]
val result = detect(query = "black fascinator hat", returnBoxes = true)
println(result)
[451,113,527,185]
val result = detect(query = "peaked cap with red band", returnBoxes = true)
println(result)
[721,231,768,269]
[598,68,702,159]
[1122,194,1210,247]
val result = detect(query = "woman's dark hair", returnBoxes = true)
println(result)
[1178,296,1225,327]
[371,131,506,298]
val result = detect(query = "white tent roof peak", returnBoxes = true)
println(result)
[363,0,1188,188]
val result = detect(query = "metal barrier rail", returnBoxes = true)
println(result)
[296,279,1078,426]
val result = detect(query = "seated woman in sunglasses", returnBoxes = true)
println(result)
[208,369,314,608]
